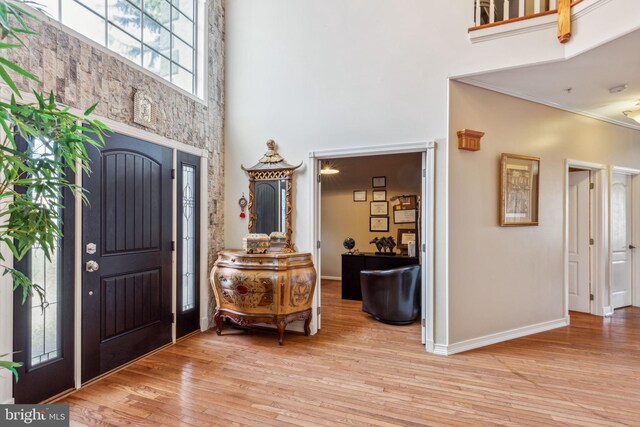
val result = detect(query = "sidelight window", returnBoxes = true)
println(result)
[26,139,63,367]
[181,165,196,312]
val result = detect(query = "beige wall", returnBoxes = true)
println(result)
[320,154,421,278]
[449,81,640,344]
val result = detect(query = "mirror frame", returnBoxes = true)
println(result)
[242,140,301,249]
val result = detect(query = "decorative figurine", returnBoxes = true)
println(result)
[369,236,397,255]
[343,237,356,254]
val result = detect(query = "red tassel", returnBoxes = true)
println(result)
[240,212,246,219]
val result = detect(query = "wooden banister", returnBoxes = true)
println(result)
[469,0,583,43]
[557,0,571,43]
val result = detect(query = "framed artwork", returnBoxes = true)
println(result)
[500,153,540,226]
[396,195,417,209]
[370,201,388,216]
[353,190,367,202]
[396,228,417,250]
[393,208,416,224]
[370,217,389,232]
[372,176,386,188]
[372,190,387,201]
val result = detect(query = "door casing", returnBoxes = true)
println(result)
[71,117,208,391]
[309,141,436,351]
[564,160,608,318]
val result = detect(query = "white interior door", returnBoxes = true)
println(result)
[611,173,633,309]
[568,170,591,313]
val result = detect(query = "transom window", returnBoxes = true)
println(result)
[41,0,197,94]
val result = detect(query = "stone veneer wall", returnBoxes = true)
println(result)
[6,0,225,324]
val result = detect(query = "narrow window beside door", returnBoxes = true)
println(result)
[181,165,196,312]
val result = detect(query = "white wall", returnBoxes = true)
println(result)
[224,0,640,348]
[320,154,421,278]
[448,81,640,344]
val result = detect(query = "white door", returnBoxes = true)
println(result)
[611,173,633,309]
[568,170,591,313]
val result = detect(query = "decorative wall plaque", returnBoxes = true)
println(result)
[133,90,157,129]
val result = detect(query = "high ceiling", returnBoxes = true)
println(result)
[457,29,640,130]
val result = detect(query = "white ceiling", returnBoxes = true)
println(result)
[457,29,640,130]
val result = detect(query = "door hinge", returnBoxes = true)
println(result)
[590,294,594,301]
[171,241,176,251]
[589,182,594,190]
[317,306,321,316]
[421,318,426,327]
[422,243,426,253]
[317,240,321,249]
[423,168,426,178]
[171,313,175,323]
[171,168,176,179]
[589,238,594,245]
[317,174,321,183]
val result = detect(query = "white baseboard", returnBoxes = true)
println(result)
[603,306,614,316]
[200,316,210,331]
[433,317,570,356]
[321,275,341,281]
[2,397,14,404]
[425,339,435,354]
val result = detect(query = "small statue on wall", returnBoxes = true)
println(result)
[369,236,397,255]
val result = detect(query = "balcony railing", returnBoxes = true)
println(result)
[471,0,578,43]
[473,0,556,27]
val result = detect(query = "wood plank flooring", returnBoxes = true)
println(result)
[62,280,640,426]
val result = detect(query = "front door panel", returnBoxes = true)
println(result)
[82,132,173,382]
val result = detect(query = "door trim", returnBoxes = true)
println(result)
[308,141,436,353]
[0,90,209,400]
[611,166,640,310]
[564,160,608,318]
[72,117,209,390]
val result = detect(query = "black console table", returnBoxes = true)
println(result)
[341,253,419,300]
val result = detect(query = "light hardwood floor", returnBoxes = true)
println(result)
[62,280,640,426]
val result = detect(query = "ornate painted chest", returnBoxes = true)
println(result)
[210,250,316,344]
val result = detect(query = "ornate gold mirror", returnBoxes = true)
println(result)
[242,140,301,247]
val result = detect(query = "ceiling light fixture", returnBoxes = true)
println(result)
[320,161,339,175]
[609,84,628,94]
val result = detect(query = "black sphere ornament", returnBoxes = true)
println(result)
[343,237,355,254]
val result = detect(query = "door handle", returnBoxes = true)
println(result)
[85,260,100,272]
[629,244,636,250]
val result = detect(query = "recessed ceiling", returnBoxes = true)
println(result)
[457,29,640,130]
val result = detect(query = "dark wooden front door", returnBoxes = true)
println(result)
[82,132,173,382]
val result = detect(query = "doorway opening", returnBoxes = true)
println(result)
[567,166,594,314]
[564,160,640,321]
[309,141,436,351]
[611,167,640,311]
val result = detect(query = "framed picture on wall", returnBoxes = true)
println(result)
[370,201,388,216]
[353,190,367,202]
[372,190,386,201]
[393,208,416,224]
[396,228,417,250]
[370,217,389,232]
[500,153,540,226]
[372,176,386,188]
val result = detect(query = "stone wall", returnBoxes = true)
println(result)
[6,0,225,323]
